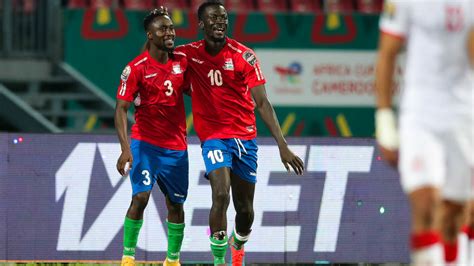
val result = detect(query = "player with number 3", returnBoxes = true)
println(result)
[115,9,189,266]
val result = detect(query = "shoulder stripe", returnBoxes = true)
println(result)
[227,43,242,53]
[173,51,187,57]
[255,66,261,81]
[134,57,148,66]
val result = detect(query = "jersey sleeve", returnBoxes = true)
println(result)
[379,0,410,38]
[239,49,266,89]
[116,64,140,102]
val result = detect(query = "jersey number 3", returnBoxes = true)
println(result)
[208,69,223,86]
[164,80,173,96]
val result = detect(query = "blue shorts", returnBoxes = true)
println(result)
[201,138,258,183]
[130,139,189,204]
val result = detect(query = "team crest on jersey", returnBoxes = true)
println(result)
[242,51,257,66]
[121,65,131,81]
[223,58,234,70]
[172,63,182,74]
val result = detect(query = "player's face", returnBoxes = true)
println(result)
[148,16,175,52]
[201,5,228,42]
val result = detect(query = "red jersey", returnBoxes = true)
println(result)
[116,50,188,150]
[175,37,266,141]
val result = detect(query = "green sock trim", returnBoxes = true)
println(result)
[210,236,228,264]
[123,217,143,256]
[167,221,185,261]
[231,232,247,250]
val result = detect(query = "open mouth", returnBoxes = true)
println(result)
[213,26,226,35]
[164,37,174,46]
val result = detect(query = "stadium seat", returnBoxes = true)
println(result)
[226,0,255,12]
[158,0,189,10]
[22,0,35,13]
[123,0,154,10]
[356,0,383,13]
[68,0,88,8]
[324,0,354,13]
[290,0,322,13]
[90,0,117,8]
[256,0,288,13]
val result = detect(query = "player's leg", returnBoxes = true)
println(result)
[163,197,185,266]
[123,191,151,258]
[229,171,254,266]
[202,139,233,265]
[467,201,474,264]
[230,171,255,239]
[440,128,473,265]
[208,167,232,265]
[155,148,189,266]
[122,140,158,265]
[228,138,258,266]
[439,200,466,264]
[399,124,445,265]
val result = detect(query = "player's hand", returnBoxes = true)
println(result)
[117,149,133,176]
[279,144,304,175]
[378,144,399,168]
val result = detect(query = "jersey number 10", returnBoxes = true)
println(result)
[207,69,223,86]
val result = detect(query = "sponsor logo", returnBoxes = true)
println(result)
[274,62,302,84]
[191,58,204,64]
[174,193,185,198]
[55,143,374,253]
[121,66,131,81]
[144,73,157,79]
[242,50,257,66]
[249,172,257,176]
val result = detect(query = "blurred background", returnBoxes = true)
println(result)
[0,0,392,137]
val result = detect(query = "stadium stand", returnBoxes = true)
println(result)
[60,0,381,13]
[356,0,382,13]
[158,0,190,10]
[290,0,323,13]
[256,0,288,12]
[123,0,154,10]
[324,0,355,13]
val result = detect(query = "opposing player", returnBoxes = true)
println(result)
[375,0,473,264]
[115,8,188,266]
[175,1,304,265]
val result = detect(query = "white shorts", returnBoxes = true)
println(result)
[399,117,474,202]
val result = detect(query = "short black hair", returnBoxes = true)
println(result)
[143,8,169,31]
[197,0,224,21]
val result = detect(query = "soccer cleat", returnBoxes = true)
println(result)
[163,257,181,266]
[229,234,245,266]
[121,256,135,266]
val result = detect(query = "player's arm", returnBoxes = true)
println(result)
[251,85,304,175]
[115,99,133,176]
[374,32,404,167]
[468,27,474,67]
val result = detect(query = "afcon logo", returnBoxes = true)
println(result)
[274,62,302,84]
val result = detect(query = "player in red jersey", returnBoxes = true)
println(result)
[115,9,188,266]
[175,1,305,265]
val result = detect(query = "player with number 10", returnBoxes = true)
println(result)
[176,1,305,265]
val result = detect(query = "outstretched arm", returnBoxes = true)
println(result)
[114,99,133,176]
[374,32,404,167]
[251,85,304,175]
